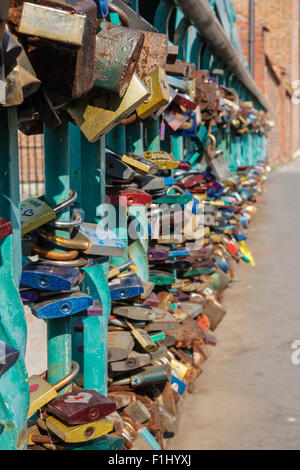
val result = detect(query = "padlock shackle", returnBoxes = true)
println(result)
[38,228,89,251]
[38,257,88,268]
[108,2,129,27]
[39,361,79,391]
[166,185,186,195]
[53,190,77,214]
[32,245,79,261]
[47,212,82,229]
[207,133,217,149]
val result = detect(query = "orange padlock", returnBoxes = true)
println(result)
[197,314,210,331]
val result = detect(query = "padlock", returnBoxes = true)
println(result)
[148,245,170,261]
[134,175,167,192]
[38,223,126,257]
[28,361,79,417]
[0,217,13,239]
[94,22,144,97]
[109,351,151,373]
[108,392,135,410]
[131,426,161,451]
[47,387,116,425]
[21,262,80,292]
[112,364,171,389]
[0,341,20,378]
[106,150,135,181]
[149,271,176,286]
[66,434,124,450]
[110,0,158,32]
[3,30,22,77]
[123,400,151,424]
[170,374,187,396]
[108,331,135,363]
[143,150,179,170]
[136,67,170,120]
[126,320,160,354]
[165,61,195,78]
[20,190,77,236]
[16,45,41,99]
[10,0,97,104]
[173,92,197,110]
[113,305,155,322]
[67,73,149,142]
[175,302,203,319]
[135,31,167,79]
[109,277,144,301]
[205,136,232,182]
[107,188,152,206]
[44,414,113,443]
[120,153,159,176]
[31,292,93,319]
[155,185,192,205]
[149,331,165,343]
[146,309,178,332]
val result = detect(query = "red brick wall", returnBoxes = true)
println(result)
[232,0,300,162]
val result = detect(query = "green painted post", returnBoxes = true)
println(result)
[69,124,110,394]
[44,118,72,393]
[0,109,29,450]
[107,126,129,268]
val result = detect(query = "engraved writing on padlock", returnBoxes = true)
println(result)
[21,263,80,292]
[31,293,93,319]
[47,388,116,425]
[135,30,167,79]
[0,341,20,378]
[108,331,135,363]
[94,22,144,97]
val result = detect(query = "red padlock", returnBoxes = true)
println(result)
[0,218,13,239]
[107,188,152,206]
[197,314,210,331]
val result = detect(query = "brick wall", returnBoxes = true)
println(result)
[232,0,300,162]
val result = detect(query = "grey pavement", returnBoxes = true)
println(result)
[169,158,300,450]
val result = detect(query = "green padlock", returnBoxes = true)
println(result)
[149,270,176,286]
[155,186,192,205]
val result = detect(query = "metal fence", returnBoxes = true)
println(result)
[18,133,44,200]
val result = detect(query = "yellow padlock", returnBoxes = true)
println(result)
[67,73,149,142]
[46,415,113,443]
[136,67,170,120]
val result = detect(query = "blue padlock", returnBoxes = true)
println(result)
[93,0,108,18]
[0,341,20,378]
[171,374,187,396]
[109,277,144,301]
[31,293,93,319]
[21,263,80,292]
[215,257,229,274]
[168,249,191,258]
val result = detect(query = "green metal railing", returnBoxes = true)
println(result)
[0,0,267,450]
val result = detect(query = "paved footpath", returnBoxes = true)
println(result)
[169,159,300,450]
